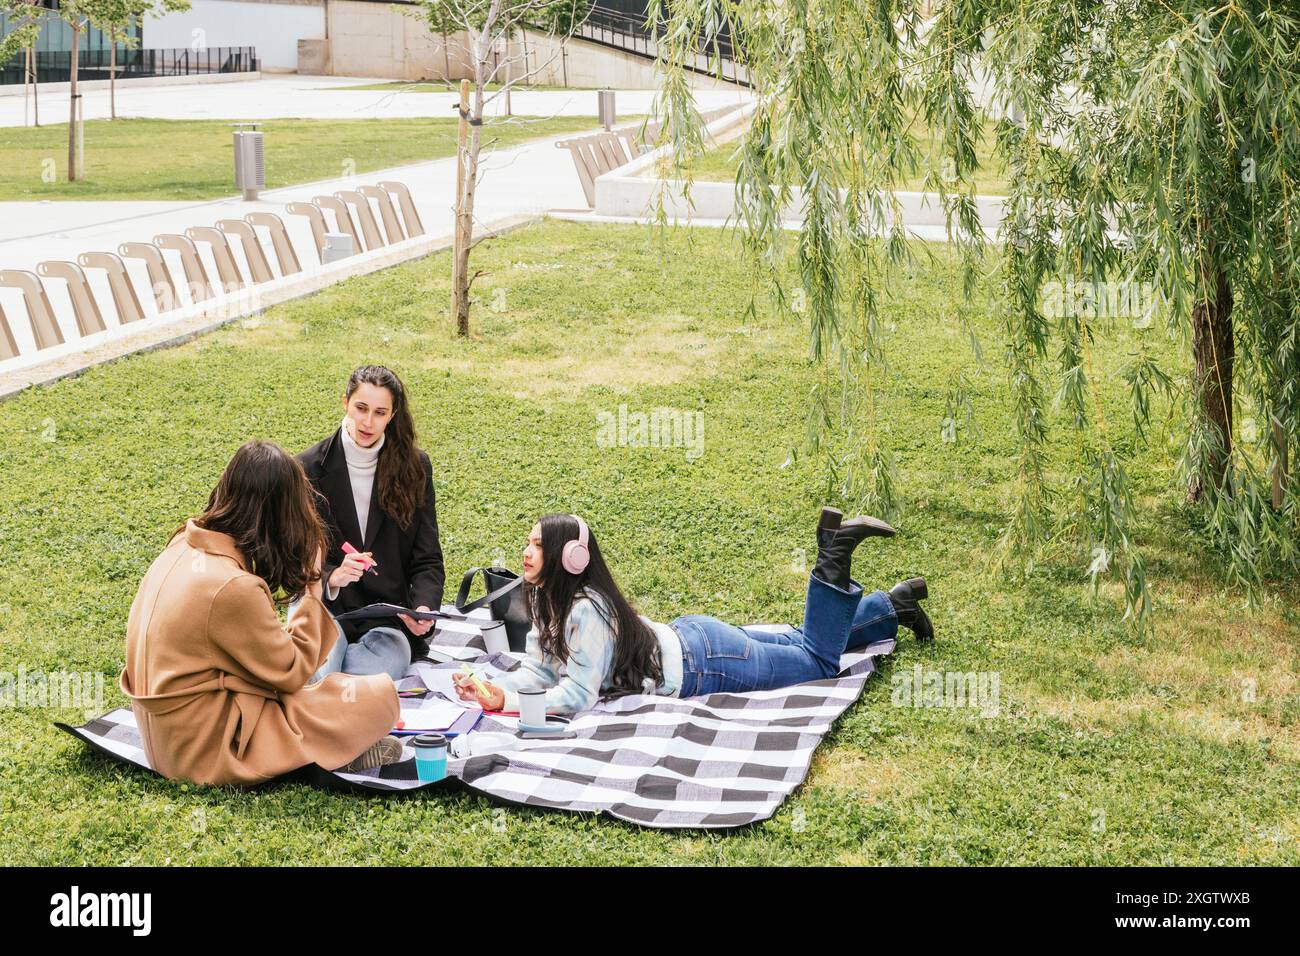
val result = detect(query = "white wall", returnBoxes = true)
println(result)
[146,0,325,72]
[326,1,467,80]
[516,30,747,91]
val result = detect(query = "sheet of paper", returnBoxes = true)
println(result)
[396,698,472,732]
[415,666,475,706]
[412,661,513,702]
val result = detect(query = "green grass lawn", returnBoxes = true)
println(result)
[0,116,600,202]
[675,117,1011,195]
[0,220,1295,864]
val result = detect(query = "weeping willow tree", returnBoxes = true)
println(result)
[648,0,1300,625]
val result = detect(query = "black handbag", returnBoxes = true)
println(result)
[454,567,530,652]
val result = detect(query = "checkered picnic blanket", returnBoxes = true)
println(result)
[59,619,896,830]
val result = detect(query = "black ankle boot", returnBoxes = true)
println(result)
[812,508,896,590]
[887,577,934,641]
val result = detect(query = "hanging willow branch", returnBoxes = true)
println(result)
[648,0,1300,624]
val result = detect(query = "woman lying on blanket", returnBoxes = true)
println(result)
[453,510,933,717]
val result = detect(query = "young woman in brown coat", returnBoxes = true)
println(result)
[119,441,401,786]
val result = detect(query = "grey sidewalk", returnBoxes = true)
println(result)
[0,74,752,128]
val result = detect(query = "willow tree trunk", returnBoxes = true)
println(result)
[1188,259,1234,502]
[1273,288,1293,509]
[1273,420,1289,509]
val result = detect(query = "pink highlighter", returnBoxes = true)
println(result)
[341,541,379,576]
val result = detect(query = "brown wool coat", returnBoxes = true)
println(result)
[119,520,399,786]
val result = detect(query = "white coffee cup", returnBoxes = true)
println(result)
[480,621,509,655]
[517,688,547,728]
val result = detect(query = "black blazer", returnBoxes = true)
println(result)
[297,429,445,654]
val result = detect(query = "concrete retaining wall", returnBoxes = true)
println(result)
[594,103,1007,228]
[498,30,745,91]
[325,1,472,80]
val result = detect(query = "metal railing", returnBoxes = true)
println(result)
[575,5,748,87]
[1,46,259,86]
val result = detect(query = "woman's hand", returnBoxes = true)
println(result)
[453,673,505,711]
[398,605,435,637]
[328,550,374,590]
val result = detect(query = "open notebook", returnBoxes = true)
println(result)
[394,697,482,735]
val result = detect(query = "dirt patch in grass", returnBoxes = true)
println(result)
[807,747,927,801]
[421,316,731,396]
[1028,688,1299,760]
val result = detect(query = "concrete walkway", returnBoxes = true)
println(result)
[0,74,753,128]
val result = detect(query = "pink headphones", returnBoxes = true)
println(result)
[560,514,591,575]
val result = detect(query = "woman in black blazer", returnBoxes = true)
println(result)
[296,365,445,678]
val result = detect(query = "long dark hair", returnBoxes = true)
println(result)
[527,513,664,696]
[345,365,425,530]
[185,440,326,603]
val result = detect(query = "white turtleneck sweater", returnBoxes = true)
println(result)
[327,417,385,601]
[340,415,384,540]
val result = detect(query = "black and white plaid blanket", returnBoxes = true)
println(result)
[59,619,896,830]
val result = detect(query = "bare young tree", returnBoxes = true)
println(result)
[53,0,94,181]
[418,0,592,336]
[89,0,191,121]
[29,0,192,178]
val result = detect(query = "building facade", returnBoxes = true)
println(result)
[1,1,142,83]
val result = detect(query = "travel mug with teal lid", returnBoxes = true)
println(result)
[412,733,448,782]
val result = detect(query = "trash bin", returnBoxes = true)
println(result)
[598,89,616,131]
[322,232,355,264]
[233,124,265,201]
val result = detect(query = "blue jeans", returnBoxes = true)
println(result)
[673,575,896,696]
[288,600,412,684]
